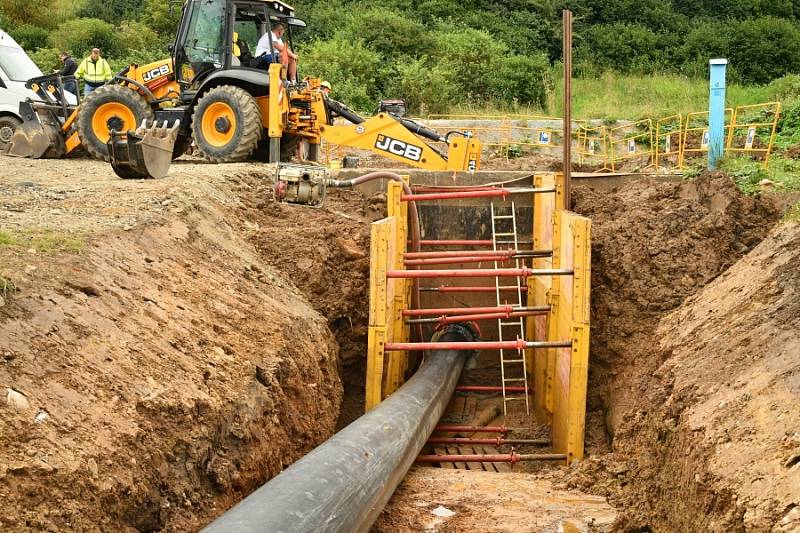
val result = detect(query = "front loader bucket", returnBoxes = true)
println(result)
[6,118,66,159]
[108,120,180,179]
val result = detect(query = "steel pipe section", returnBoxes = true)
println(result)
[202,325,477,533]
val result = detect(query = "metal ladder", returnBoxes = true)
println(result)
[490,201,530,416]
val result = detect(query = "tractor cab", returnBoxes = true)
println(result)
[173,0,304,91]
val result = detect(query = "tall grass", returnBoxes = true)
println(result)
[443,72,777,122]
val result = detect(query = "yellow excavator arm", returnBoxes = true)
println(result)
[319,99,481,172]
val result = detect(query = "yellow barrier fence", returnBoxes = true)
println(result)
[727,102,781,167]
[679,108,733,168]
[655,114,683,169]
[608,118,654,171]
[575,124,610,170]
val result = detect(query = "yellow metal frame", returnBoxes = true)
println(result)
[575,124,610,171]
[654,114,683,170]
[679,108,733,168]
[320,114,481,171]
[726,102,781,168]
[365,177,411,410]
[608,118,654,171]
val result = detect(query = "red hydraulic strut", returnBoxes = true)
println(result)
[384,340,571,351]
[415,452,566,464]
[434,424,509,434]
[420,286,528,293]
[405,250,515,259]
[402,305,515,317]
[404,256,512,266]
[387,268,573,279]
[401,189,510,201]
[426,437,549,446]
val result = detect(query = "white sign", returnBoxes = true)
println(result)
[538,131,551,145]
[628,139,636,154]
[665,134,671,153]
[745,127,756,150]
[701,129,710,149]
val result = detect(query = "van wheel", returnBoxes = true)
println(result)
[0,116,22,151]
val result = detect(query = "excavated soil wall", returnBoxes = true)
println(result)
[565,173,800,531]
[0,161,379,531]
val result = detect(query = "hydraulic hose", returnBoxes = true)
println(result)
[325,98,446,143]
[202,324,477,533]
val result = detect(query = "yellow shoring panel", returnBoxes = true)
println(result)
[529,173,557,422]
[550,212,591,464]
[384,180,410,397]
[365,216,399,410]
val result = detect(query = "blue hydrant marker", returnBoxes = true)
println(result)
[708,58,728,169]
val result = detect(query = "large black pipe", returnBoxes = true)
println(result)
[202,325,477,533]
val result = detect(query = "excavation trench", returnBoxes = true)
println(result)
[0,160,794,532]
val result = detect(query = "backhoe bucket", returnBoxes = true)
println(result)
[108,120,180,179]
[6,106,66,159]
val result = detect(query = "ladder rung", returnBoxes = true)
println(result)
[504,397,528,401]
[503,358,525,363]
[504,378,526,382]
[493,215,514,219]
[494,232,516,237]
[499,321,523,326]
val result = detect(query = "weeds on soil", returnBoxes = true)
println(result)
[720,156,800,195]
[0,230,84,254]
[784,202,800,222]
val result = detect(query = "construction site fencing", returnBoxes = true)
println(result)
[726,102,781,167]
[320,103,780,171]
[608,118,654,171]
[655,114,683,169]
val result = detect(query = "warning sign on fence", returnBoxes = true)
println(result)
[628,139,636,154]
[538,131,551,145]
[745,127,756,150]
[701,130,709,149]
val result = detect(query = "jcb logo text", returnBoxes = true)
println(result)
[375,135,422,162]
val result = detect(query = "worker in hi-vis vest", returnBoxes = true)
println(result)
[75,48,112,97]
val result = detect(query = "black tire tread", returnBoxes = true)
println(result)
[191,85,262,163]
[76,84,153,162]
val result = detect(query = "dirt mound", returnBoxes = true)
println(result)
[569,222,800,531]
[0,162,343,531]
[571,172,777,435]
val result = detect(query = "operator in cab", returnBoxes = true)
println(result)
[254,22,297,82]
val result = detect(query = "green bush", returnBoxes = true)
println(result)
[488,53,551,108]
[300,35,385,111]
[340,7,432,58]
[730,17,800,84]
[386,58,461,114]
[78,0,144,25]
[28,47,62,73]
[767,74,800,101]
[0,0,56,29]
[8,24,49,50]
[580,22,663,73]
[49,18,120,60]
[429,28,507,102]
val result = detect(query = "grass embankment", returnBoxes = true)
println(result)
[0,230,84,253]
[445,72,776,121]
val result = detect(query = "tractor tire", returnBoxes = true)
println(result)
[172,134,193,160]
[77,84,154,161]
[192,86,262,162]
[0,115,21,152]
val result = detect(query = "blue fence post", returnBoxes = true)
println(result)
[708,58,728,169]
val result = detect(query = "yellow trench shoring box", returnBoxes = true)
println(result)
[365,172,591,465]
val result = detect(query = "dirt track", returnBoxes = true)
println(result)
[1,157,798,532]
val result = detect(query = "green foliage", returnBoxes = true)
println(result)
[720,155,800,194]
[784,202,800,222]
[774,99,800,148]
[0,0,56,29]
[300,36,384,111]
[78,0,143,24]
[767,74,800,101]
[28,47,62,72]
[386,59,460,114]
[730,17,800,84]
[139,0,182,39]
[49,17,119,58]
[8,24,49,50]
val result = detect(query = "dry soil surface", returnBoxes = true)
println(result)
[0,157,377,531]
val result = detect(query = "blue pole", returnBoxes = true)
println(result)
[708,58,728,169]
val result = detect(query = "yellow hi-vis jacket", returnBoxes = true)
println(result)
[75,57,112,85]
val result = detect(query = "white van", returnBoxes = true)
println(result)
[0,30,45,150]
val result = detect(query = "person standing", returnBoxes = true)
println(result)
[58,52,78,96]
[75,48,112,97]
